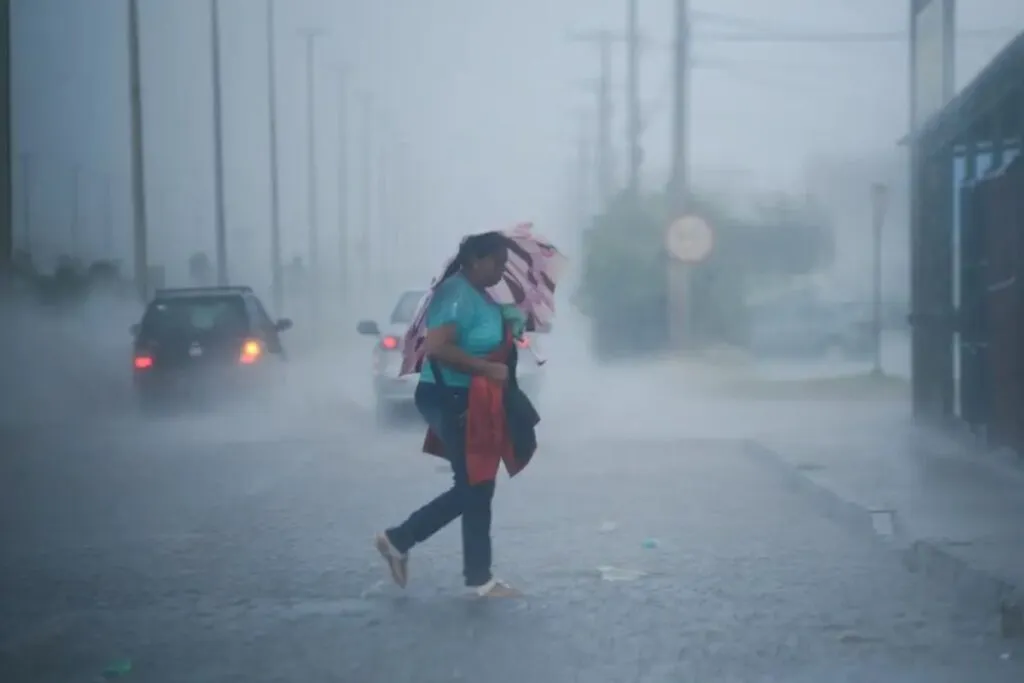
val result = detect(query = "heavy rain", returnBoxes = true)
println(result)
[2,1,1024,681]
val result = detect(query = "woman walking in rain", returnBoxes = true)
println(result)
[375,230,550,599]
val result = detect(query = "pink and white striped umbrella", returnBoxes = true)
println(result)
[399,222,567,376]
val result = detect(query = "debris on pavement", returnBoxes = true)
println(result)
[642,537,660,549]
[596,566,645,582]
[102,658,132,678]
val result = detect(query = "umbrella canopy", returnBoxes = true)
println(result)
[399,223,567,376]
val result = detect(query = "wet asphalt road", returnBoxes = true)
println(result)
[2,319,1023,681]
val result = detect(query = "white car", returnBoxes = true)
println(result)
[357,289,545,423]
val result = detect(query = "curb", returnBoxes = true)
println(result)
[743,439,1024,638]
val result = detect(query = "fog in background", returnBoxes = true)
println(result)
[8,7,1024,678]
[9,0,1024,317]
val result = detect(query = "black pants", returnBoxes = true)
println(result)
[386,382,495,587]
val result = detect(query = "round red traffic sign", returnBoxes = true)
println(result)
[665,215,714,263]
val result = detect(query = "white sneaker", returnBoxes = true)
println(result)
[374,533,408,588]
[470,578,521,598]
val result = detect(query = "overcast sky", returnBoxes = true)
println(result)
[10,0,1024,296]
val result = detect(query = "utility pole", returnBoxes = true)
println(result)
[626,0,641,196]
[667,0,693,349]
[102,174,114,257]
[334,67,349,308]
[265,0,283,312]
[210,0,228,285]
[668,0,690,212]
[871,182,888,377]
[357,92,373,295]
[376,140,388,287]
[127,0,150,301]
[70,165,81,258]
[300,29,324,316]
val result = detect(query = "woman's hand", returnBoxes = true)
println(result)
[481,361,508,383]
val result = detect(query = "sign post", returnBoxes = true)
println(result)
[665,215,713,348]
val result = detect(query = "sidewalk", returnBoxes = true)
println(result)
[748,414,1024,638]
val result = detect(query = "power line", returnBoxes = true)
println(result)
[691,9,780,31]
[696,27,1015,44]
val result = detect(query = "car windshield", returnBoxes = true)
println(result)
[390,290,427,324]
[141,295,248,339]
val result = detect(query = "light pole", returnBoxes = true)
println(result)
[266,0,282,311]
[870,182,889,377]
[210,0,228,285]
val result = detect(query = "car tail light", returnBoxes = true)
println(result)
[380,335,399,350]
[239,339,262,364]
[133,355,153,370]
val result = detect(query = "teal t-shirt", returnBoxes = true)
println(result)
[418,274,504,388]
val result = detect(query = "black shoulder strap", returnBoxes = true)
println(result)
[429,358,447,389]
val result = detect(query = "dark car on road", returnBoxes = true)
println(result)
[130,286,292,410]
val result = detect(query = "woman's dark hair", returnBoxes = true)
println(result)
[440,231,508,281]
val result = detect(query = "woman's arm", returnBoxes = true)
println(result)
[421,278,507,382]
[422,325,492,376]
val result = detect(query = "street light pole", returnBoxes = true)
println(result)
[210,0,229,285]
[265,0,283,311]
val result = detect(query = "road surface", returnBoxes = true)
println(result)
[0,312,1020,682]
